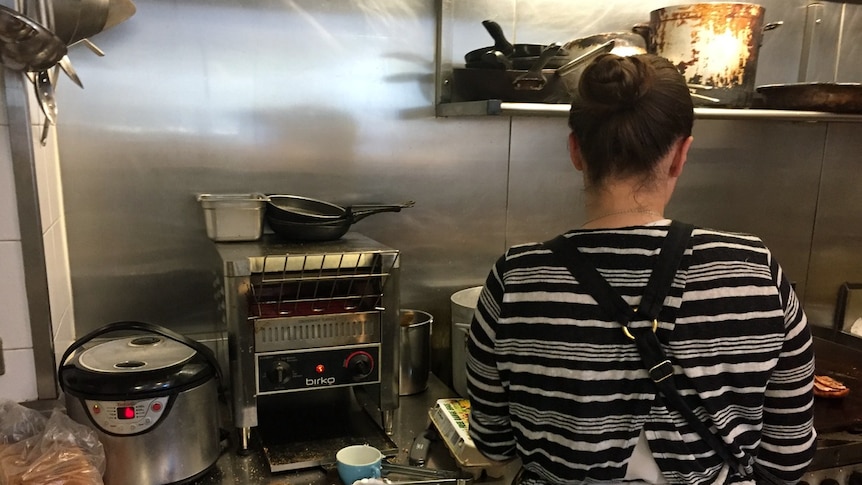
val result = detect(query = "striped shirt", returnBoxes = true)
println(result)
[466,221,816,485]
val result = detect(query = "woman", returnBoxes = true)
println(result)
[466,54,816,484]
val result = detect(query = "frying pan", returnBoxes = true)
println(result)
[464,20,571,70]
[265,195,414,241]
[756,83,862,114]
[267,195,414,222]
[464,20,547,60]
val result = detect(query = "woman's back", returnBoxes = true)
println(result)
[467,220,816,484]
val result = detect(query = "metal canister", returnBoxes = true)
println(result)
[399,310,433,395]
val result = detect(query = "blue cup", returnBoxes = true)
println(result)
[336,444,383,485]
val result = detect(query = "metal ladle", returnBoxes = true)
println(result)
[32,68,57,145]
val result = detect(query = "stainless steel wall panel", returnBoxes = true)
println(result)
[805,123,862,327]
[58,0,513,380]
[507,118,824,307]
[672,120,825,305]
[45,0,862,397]
[836,3,862,81]
[506,116,583,246]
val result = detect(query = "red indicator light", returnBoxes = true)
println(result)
[118,406,136,420]
[152,402,162,412]
[315,364,325,374]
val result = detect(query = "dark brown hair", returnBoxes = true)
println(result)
[568,54,694,187]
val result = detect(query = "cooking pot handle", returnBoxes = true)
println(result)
[58,321,223,391]
[763,21,783,33]
[760,21,783,47]
[631,23,651,51]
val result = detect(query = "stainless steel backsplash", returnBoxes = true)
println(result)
[52,0,862,384]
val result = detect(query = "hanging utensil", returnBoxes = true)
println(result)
[33,69,56,145]
[34,69,57,123]
[57,55,83,88]
[0,5,67,72]
[52,0,136,46]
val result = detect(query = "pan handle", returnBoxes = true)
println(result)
[348,201,416,223]
[513,43,562,91]
[482,20,514,56]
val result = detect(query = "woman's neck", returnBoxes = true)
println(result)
[582,181,668,229]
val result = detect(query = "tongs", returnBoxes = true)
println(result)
[354,462,471,485]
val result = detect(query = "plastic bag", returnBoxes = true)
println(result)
[0,399,105,485]
[0,400,45,445]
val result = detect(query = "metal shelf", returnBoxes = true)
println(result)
[436,100,862,122]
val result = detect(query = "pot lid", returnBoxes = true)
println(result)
[77,336,196,373]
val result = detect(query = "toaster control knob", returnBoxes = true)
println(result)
[345,352,374,381]
[266,360,292,385]
[819,479,839,485]
[849,471,862,485]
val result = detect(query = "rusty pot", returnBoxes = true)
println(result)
[643,3,781,108]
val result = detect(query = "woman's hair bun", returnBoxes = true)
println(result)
[578,54,654,109]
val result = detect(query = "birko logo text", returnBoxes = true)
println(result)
[306,377,336,386]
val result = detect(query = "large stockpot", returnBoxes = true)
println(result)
[643,3,781,108]
[59,321,222,485]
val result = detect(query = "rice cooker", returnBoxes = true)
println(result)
[59,321,222,485]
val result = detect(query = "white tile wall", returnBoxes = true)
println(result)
[0,70,75,402]
[0,125,18,240]
[0,73,37,400]
[0,348,37,402]
[0,242,32,350]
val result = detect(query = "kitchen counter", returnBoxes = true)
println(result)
[192,375,514,485]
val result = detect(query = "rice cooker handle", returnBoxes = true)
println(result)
[58,321,223,391]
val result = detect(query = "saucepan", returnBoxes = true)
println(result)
[266,195,415,241]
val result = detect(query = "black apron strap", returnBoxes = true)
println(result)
[544,221,784,484]
[544,220,693,326]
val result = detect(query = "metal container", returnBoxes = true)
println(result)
[58,322,222,485]
[197,193,268,242]
[450,286,482,397]
[399,309,432,395]
[647,3,777,107]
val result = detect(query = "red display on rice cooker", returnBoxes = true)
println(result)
[117,406,135,419]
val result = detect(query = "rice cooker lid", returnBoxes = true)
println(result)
[62,336,213,397]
